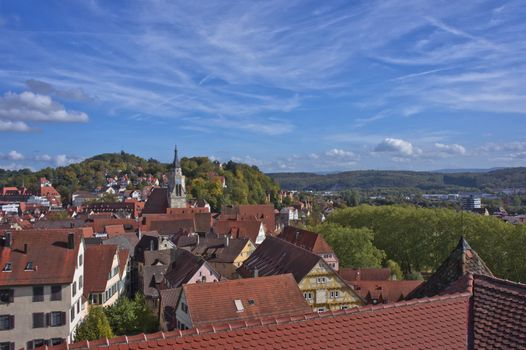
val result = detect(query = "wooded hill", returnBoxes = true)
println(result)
[0,152,280,210]
[269,168,526,192]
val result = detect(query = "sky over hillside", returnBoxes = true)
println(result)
[0,0,525,172]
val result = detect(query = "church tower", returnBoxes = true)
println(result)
[169,145,187,208]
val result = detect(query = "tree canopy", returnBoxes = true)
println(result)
[0,152,280,211]
[104,294,158,336]
[74,307,113,341]
[326,205,526,282]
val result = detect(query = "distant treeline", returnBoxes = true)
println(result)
[269,168,526,192]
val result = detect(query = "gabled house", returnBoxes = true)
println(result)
[84,245,129,307]
[141,249,220,310]
[213,219,266,245]
[237,237,363,312]
[278,226,339,270]
[0,231,87,349]
[170,274,312,330]
[178,237,256,279]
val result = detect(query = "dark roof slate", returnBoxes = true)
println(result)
[407,237,493,299]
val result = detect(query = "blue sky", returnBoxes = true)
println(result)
[0,0,525,172]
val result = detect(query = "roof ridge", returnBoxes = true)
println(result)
[474,273,526,289]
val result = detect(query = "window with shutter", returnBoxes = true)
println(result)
[0,315,11,330]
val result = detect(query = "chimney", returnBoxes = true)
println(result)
[254,267,259,278]
[67,233,75,249]
[24,243,28,254]
[4,231,12,248]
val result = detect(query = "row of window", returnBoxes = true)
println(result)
[316,305,349,312]
[0,312,66,331]
[89,280,122,305]
[70,298,83,322]
[72,275,83,298]
[32,312,67,328]
[303,290,341,301]
[27,338,64,350]
[0,285,62,304]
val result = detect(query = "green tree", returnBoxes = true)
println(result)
[309,222,385,268]
[75,307,113,341]
[104,294,158,336]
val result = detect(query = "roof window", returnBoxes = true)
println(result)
[248,299,255,305]
[2,262,12,272]
[234,299,244,312]
[25,261,34,271]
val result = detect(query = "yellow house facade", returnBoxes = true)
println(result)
[299,260,362,312]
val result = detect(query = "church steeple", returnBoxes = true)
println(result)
[173,145,180,169]
[169,144,186,208]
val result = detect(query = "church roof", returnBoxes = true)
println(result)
[407,237,493,299]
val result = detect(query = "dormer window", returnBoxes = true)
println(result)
[2,263,12,272]
[25,262,34,271]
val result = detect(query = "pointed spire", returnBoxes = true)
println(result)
[457,236,471,252]
[173,144,180,168]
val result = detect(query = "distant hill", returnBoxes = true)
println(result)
[0,152,279,209]
[268,168,526,192]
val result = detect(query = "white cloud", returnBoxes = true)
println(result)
[434,143,466,155]
[325,149,355,158]
[0,91,89,132]
[0,150,24,161]
[374,138,419,156]
[35,154,52,162]
[54,154,83,167]
[7,150,24,160]
[0,120,31,132]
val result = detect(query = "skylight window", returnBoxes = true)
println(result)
[2,262,12,272]
[25,262,34,271]
[234,299,244,312]
[247,299,255,305]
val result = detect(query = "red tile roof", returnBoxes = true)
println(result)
[38,292,470,350]
[90,218,138,234]
[105,224,125,235]
[84,244,118,295]
[238,204,276,233]
[0,230,82,286]
[118,249,129,278]
[278,226,334,254]
[349,280,423,304]
[213,219,262,244]
[472,274,526,349]
[339,267,392,281]
[182,274,312,327]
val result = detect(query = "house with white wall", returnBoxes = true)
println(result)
[0,231,87,349]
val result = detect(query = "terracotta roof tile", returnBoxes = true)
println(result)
[472,274,526,349]
[0,230,82,286]
[278,226,334,254]
[42,292,470,350]
[182,274,312,328]
[350,280,423,303]
[84,244,118,295]
[339,267,392,281]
